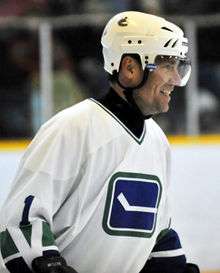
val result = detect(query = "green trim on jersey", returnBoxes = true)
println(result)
[0,229,19,259]
[90,99,146,144]
[103,172,162,238]
[0,222,57,262]
[42,222,56,247]
[20,224,32,247]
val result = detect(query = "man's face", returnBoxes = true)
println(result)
[133,57,181,115]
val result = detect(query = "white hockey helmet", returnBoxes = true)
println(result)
[101,11,191,86]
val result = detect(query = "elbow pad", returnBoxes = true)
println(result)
[32,256,78,273]
[184,263,200,273]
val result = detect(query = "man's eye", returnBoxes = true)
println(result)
[163,63,174,70]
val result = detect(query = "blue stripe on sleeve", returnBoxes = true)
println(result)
[20,195,35,226]
[152,229,182,252]
[139,229,187,273]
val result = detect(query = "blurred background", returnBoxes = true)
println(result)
[0,0,219,137]
[0,1,220,272]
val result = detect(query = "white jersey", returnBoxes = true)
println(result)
[0,92,171,273]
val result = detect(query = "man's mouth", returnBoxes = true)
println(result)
[160,90,172,96]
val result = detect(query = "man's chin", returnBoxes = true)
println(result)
[160,104,170,113]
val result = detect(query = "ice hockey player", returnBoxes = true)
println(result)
[0,11,200,273]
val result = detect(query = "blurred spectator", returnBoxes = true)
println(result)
[53,42,88,112]
[0,30,88,137]
[0,32,34,138]
[31,39,88,133]
[197,26,220,132]
[79,57,109,97]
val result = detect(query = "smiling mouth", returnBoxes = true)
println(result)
[160,90,172,96]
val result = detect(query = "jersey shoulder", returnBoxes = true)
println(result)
[20,100,97,175]
[44,99,123,131]
[34,99,127,154]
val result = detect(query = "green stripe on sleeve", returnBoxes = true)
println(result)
[42,222,56,247]
[19,224,32,247]
[0,230,19,259]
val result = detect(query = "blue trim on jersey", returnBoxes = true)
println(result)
[20,195,35,226]
[43,250,60,257]
[152,229,182,252]
[4,251,60,273]
[5,257,32,273]
[140,229,187,273]
[140,255,187,273]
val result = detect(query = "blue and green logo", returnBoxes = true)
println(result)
[103,172,162,237]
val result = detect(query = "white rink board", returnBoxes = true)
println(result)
[0,145,220,271]
[170,145,220,270]
[0,151,23,208]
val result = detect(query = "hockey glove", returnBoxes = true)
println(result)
[184,263,200,273]
[32,256,78,273]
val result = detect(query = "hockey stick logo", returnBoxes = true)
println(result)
[118,17,128,27]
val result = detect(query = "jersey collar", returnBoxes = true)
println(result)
[93,88,151,143]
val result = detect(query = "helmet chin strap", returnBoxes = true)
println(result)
[116,67,150,118]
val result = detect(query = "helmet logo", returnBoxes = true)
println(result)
[118,17,128,27]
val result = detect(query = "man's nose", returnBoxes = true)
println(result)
[169,69,181,86]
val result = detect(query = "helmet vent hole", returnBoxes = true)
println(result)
[172,39,178,48]
[111,63,114,66]
[161,26,173,32]
[164,39,172,47]
[128,40,132,44]
[138,40,142,44]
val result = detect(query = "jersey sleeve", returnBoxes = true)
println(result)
[0,113,87,273]
[140,229,187,273]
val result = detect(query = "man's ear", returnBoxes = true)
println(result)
[120,56,136,80]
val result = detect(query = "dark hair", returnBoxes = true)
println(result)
[107,53,141,83]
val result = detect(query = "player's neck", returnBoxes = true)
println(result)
[110,82,127,102]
